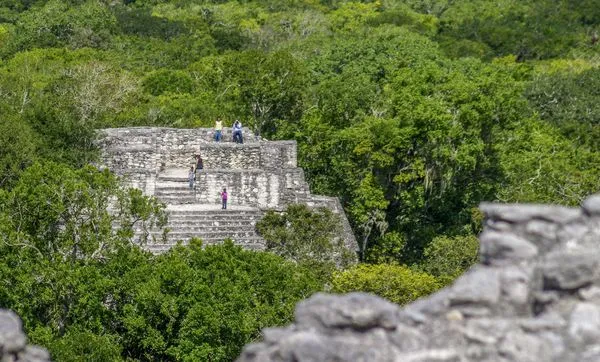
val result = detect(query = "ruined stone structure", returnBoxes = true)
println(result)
[0,310,50,362]
[97,127,357,253]
[237,194,600,362]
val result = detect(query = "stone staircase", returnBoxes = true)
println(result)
[145,205,266,254]
[98,127,358,254]
[147,168,267,252]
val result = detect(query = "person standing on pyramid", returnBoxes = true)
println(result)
[188,166,195,189]
[195,154,204,173]
[220,188,228,209]
[232,120,243,144]
[214,117,223,142]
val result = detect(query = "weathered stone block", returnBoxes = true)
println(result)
[295,293,400,331]
[542,252,600,291]
[480,230,538,265]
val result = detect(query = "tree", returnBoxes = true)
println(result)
[6,0,117,55]
[189,50,308,137]
[331,263,441,305]
[526,67,600,151]
[0,161,167,262]
[421,234,480,285]
[495,118,600,205]
[0,111,38,187]
[256,204,355,271]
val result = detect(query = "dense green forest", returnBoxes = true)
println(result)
[0,0,599,360]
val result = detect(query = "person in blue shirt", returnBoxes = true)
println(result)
[232,120,243,144]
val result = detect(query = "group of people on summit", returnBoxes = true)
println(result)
[187,118,245,209]
[213,118,243,144]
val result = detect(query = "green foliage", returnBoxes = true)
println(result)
[364,231,406,264]
[0,240,323,361]
[256,204,355,272]
[50,329,122,362]
[526,68,600,151]
[297,55,529,262]
[0,161,167,262]
[189,49,308,135]
[0,112,38,187]
[421,234,479,284]
[142,69,193,96]
[6,0,117,55]
[495,118,600,205]
[331,263,441,305]
[438,0,585,60]
[0,0,599,358]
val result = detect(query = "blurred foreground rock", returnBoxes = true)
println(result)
[0,310,50,362]
[238,194,600,362]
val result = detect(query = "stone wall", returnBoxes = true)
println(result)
[98,128,295,182]
[0,310,50,362]
[237,194,600,362]
[195,170,285,208]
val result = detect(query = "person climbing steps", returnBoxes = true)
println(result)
[188,166,195,190]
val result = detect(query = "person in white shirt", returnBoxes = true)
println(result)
[232,120,243,144]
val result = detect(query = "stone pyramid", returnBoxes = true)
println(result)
[97,127,357,253]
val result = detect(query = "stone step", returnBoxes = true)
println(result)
[146,237,266,244]
[165,220,259,226]
[162,228,259,235]
[167,211,263,216]
[156,185,197,192]
[165,222,261,229]
[167,212,263,218]
[167,220,256,229]
[158,193,197,199]
[156,195,197,204]
[134,230,261,239]
[145,237,266,246]
[167,211,264,219]
[152,230,261,238]
[167,214,260,220]
[156,181,309,191]
[143,241,266,254]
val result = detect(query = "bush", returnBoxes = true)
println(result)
[257,204,355,268]
[142,69,193,96]
[331,263,441,305]
[421,234,479,284]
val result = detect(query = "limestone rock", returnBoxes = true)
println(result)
[479,203,581,224]
[582,194,600,216]
[237,195,600,362]
[0,310,50,362]
[295,293,400,331]
[568,302,600,345]
[542,252,600,290]
[480,230,538,265]
[449,267,500,306]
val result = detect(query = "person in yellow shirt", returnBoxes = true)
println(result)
[214,118,223,142]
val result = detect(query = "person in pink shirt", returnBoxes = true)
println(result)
[220,188,228,209]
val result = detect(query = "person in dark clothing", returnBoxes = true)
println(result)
[195,154,204,173]
[232,120,243,144]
